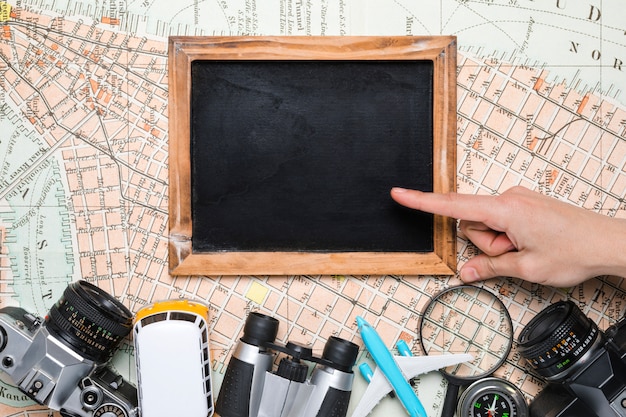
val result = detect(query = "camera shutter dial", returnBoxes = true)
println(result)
[93,404,127,417]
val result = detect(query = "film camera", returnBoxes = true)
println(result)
[518,300,626,417]
[0,280,138,417]
[215,312,359,417]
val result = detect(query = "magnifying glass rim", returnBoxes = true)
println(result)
[418,284,514,383]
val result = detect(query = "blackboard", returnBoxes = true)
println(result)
[169,36,457,275]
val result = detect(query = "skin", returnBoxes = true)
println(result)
[390,186,626,287]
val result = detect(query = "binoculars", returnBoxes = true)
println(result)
[215,312,359,417]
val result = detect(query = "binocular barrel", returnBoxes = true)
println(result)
[215,313,279,417]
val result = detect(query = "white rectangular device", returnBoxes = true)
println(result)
[133,299,214,417]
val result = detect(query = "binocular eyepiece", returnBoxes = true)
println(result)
[240,312,279,346]
[216,312,358,417]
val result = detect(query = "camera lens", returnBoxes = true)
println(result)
[240,312,279,347]
[321,336,358,372]
[46,280,132,362]
[518,300,600,380]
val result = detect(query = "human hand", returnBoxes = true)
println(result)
[390,186,626,287]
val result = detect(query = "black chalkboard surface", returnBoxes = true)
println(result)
[190,60,434,254]
[168,36,457,276]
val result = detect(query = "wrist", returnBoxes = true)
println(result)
[591,216,626,278]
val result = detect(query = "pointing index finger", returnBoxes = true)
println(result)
[390,188,500,223]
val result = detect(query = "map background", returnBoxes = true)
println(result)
[0,0,625,416]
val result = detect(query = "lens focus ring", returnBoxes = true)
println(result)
[46,281,132,362]
[517,300,598,380]
[62,281,131,337]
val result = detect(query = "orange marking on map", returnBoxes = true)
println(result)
[533,77,544,92]
[50,44,58,51]
[151,128,160,138]
[143,123,150,131]
[398,331,412,345]
[548,169,558,185]
[499,287,511,297]
[577,94,589,115]
[89,79,99,94]
[528,137,538,151]
[101,17,120,25]
[2,26,10,39]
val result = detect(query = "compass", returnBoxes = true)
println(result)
[457,377,528,417]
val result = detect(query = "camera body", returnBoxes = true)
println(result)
[518,300,626,417]
[0,281,138,417]
[215,312,359,417]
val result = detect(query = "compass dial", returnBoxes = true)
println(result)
[468,390,516,417]
[457,378,528,417]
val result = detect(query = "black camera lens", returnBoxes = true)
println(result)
[321,336,358,372]
[46,280,132,362]
[518,300,600,380]
[241,312,279,347]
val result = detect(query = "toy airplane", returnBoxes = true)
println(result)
[352,316,473,417]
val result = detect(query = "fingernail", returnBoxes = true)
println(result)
[460,267,480,283]
[391,187,408,193]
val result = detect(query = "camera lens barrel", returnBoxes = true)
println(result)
[518,300,600,380]
[46,280,133,363]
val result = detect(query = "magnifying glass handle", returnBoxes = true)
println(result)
[440,381,460,417]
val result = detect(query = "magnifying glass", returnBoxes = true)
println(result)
[418,285,513,417]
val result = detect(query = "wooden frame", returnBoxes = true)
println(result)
[168,36,457,276]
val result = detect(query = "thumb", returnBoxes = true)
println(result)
[459,251,522,282]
